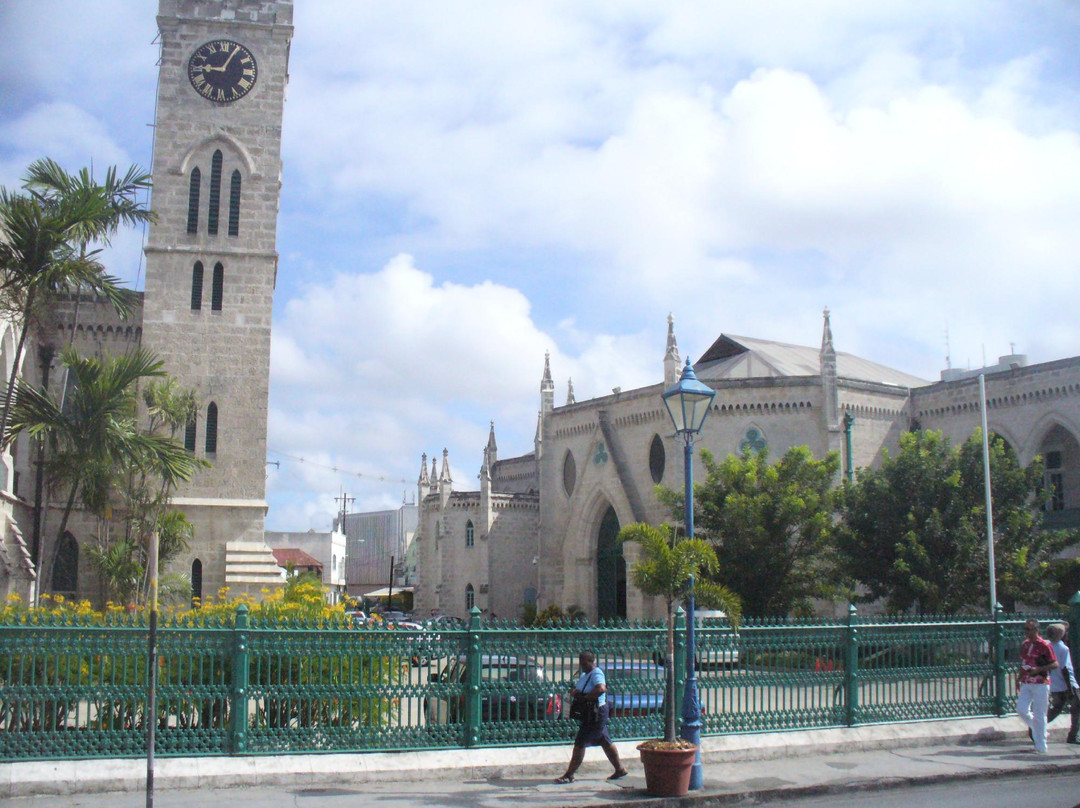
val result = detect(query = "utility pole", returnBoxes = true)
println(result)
[388,554,395,611]
[334,490,354,532]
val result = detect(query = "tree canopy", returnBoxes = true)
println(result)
[0,158,149,438]
[4,347,203,603]
[838,429,1078,613]
[677,446,842,617]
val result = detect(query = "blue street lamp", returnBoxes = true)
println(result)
[661,357,715,792]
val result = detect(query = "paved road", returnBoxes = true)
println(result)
[762,772,1080,808]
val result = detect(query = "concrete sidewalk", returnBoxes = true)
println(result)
[4,718,1080,806]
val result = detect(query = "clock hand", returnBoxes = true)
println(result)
[220,47,240,71]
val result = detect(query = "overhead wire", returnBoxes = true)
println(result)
[267,449,410,485]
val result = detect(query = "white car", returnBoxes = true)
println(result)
[694,610,740,670]
[654,610,740,670]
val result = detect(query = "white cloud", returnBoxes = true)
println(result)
[6,1,1080,527]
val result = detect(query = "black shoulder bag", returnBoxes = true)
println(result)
[569,670,601,723]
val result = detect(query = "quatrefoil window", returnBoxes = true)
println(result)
[740,428,767,453]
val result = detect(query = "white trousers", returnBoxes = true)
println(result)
[1017,682,1050,752]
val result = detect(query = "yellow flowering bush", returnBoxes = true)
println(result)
[1,580,403,740]
[2,578,350,627]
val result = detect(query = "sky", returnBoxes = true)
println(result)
[2,1,1079,531]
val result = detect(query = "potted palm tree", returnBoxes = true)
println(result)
[619,522,740,797]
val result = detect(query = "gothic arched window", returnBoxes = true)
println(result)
[184,417,197,453]
[211,262,224,311]
[207,149,223,235]
[465,584,475,611]
[562,450,576,497]
[649,434,666,484]
[186,167,201,234]
[205,402,218,455]
[190,261,204,310]
[228,170,241,236]
[465,520,474,548]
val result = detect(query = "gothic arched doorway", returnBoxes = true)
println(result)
[596,506,626,620]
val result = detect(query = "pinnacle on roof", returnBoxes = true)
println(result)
[439,448,452,482]
[418,452,429,485]
[566,378,576,405]
[821,306,835,357]
[665,312,680,361]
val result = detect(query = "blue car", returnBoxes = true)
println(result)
[602,660,665,718]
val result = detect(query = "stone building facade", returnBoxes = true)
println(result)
[141,0,293,599]
[414,312,1080,622]
[0,0,292,603]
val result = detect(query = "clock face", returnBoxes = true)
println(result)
[188,40,258,103]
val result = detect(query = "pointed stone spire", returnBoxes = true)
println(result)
[820,307,838,426]
[418,453,429,506]
[482,420,498,475]
[821,306,835,356]
[540,351,555,415]
[439,448,452,483]
[566,378,576,405]
[430,457,438,493]
[438,448,452,506]
[664,313,681,387]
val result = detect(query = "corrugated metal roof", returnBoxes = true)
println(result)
[695,334,929,388]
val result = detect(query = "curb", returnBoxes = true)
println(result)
[583,758,1080,808]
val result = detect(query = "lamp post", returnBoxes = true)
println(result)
[661,357,715,792]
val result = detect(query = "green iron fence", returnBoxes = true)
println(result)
[1,602,1074,762]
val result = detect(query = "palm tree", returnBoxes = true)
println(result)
[619,522,741,743]
[0,158,150,440]
[3,347,199,593]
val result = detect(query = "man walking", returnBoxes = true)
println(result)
[1017,618,1058,754]
[1045,623,1079,744]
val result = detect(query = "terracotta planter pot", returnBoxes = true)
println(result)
[636,743,698,797]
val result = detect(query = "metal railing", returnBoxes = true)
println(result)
[1,603,1073,761]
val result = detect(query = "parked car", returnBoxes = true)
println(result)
[653,610,740,670]
[377,610,413,623]
[425,655,562,724]
[409,614,467,667]
[604,659,665,718]
[345,610,368,626]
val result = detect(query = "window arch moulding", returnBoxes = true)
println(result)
[174,133,257,178]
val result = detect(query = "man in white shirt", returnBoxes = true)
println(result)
[1045,623,1079,745]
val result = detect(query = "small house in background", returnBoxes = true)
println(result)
[271,547,323,577]
[265,528,348,605]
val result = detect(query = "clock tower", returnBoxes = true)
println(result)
[142,0,293,597]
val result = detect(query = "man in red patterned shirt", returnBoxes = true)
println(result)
[1017,618,1058,754]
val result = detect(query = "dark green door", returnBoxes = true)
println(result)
[596,506,626,620]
